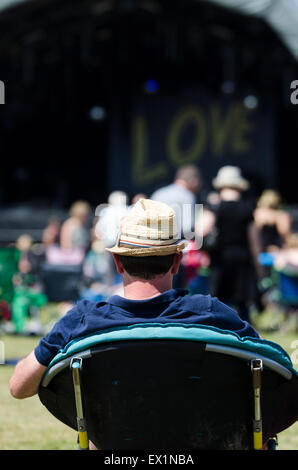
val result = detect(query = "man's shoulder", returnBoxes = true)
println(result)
[71,298,108,315]
[179,292,238,315]
[178,292,213,310]
[151,184,174,199]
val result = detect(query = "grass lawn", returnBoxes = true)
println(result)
[0,334,76,450]
[0,308,297,450]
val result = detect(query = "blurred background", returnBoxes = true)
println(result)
[0,0,298,450]
[0,0,298,207]
[0,0,298,330]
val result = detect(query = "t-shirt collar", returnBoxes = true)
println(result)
[108,288,188,308]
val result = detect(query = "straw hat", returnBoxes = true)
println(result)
[212,166,249,191]
[106,198,187,257]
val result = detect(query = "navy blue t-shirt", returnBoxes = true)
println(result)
[34,288,259,366]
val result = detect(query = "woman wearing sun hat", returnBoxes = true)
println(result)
[203,166,259,322]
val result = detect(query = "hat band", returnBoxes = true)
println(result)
[118,233,179,249]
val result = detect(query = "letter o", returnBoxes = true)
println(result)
[167,106,206,166]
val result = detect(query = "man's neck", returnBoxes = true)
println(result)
[122,274,173,300]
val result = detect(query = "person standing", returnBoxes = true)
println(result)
[202,166,258,322]
[151,165,201,239]
[59,200,91,252]
[253,189,291,253]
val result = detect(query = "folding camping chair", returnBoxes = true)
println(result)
[40,263,82,302]
[38,323,298,450]
[275,268,298,331]
[258,253,298,331]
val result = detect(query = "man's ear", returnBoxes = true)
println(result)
[112,254,124,274]
[171,252,183,275]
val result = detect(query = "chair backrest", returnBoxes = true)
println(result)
[38,335,297,450]
[0,247,19,303]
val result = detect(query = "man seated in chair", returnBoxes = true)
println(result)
[10,199,262,395]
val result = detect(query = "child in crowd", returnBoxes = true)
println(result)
[11,234,47,334]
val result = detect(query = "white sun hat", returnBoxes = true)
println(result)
[212,166,250,191]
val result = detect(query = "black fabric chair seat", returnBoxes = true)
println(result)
[38,339,298,450]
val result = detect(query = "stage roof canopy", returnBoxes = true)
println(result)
[1,0,298,61]
[0,0,27,12]
[207,0,298,61]
[1,0,298,62]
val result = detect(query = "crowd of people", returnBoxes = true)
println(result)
[0,164,297,335]
[152,164,298,326]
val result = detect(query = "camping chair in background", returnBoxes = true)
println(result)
[40,263,82,302]
[258,253,298,332]
[274,267,298,332]
[0,246,19,305]
[38,324,298,450]
[0,247,19,325]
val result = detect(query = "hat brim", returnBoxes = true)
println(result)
[106,239,188,257]
[212,178,249,191]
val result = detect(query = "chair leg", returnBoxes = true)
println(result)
[70,357,89,450]
[267,436,278,450]
[251,359,263,450]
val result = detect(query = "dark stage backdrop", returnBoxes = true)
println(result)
[108,87,275,199]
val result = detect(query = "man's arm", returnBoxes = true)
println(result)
[247,220,264,280]
[9,351,47,399]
